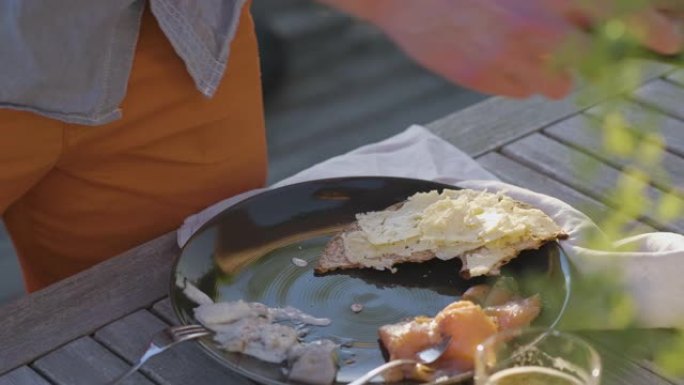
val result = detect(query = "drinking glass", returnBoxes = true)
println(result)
[474,328,601,385]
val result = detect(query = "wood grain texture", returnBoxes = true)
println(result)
[590,344,676,385]
[580,330,680,385]
[266,49,411,111]
[0,367,51,385]
[268,83,485,183]
[268,68,449,157]
[268,3,351,44]
[151,298,177,325]
[427,95,592,157]
[544,114,684,194]
[633,79,684,121]
[426,63,672,157]
[581,329,676,365]
[665,69,684,87]
[261,0,487,183]
[586,99,684,158]
[501,134,684,232]
[32,337,155,385]
[476,152,656,234]
[0,232,179,375]
[95,310,251,385]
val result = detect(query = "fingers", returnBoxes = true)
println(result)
[484,71,535,99]
[441,63,535,99]
[524,56,573,100]
[500,49,570,100]
[382,0,579,100]
[455,8,576,99]
[653,0,684,12]
[517,28,587,99]
[623,9,683,54]
[505,55,572,100]
[450,49,571,100]
[546,0,684,55]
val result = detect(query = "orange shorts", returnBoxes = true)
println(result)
[0,5,267,292]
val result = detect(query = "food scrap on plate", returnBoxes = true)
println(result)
[179,280,338,385]
[378,277,541,382]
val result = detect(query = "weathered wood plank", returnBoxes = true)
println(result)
[267,49,412,111]
[95,310,251,385]
[581,329,675,365]
[268,84,487,183]
[646,366,684,385]
[580,330,681,385]
[268,68,450,157]
[544,114,684,194]
[151,298,177,325]
[284,16,392,76]
[251,0,308,14]
[664,69,684,88]
[32,337,155,385]
[501,134,684,232]
[426,62,672,157]
[476,152,656,234]
[633,79,684,121]
[586,99,684,158]
[427,95,590,157]
[268,3,351,44]
[588,341,676,385]
[0,367,51,385]
[0,232,179,375]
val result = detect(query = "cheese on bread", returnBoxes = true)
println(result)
[315,189,566,277]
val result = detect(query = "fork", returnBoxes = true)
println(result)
[108,324,211,385]
[347,336,453,385]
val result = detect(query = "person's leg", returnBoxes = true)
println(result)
[0,112,63,214]
[3,4,267,291]
[0,111,64,291]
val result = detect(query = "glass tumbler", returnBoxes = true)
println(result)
[474,328,601,385]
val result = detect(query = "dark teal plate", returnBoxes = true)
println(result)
[170,177,571,385]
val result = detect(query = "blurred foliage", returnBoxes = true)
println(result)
[570,3,684,240]
[549,0,684,378]
[654,330,684,377]
[521,268,636,331]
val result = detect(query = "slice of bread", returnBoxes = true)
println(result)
[314,189,567,277]
[315,222,437,274]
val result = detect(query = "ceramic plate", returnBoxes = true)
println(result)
[170,177,571,385]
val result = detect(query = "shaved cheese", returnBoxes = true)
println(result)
[463,247,510,277]
[343,189,563,274]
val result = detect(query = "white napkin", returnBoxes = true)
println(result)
[178,125,684,329]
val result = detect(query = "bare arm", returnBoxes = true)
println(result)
[312,0,682,99]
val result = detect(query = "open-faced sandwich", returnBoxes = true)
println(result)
[315,188,567,278]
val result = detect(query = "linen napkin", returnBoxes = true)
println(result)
[177,125,684,329]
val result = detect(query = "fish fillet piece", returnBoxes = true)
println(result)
[378,287,541,381]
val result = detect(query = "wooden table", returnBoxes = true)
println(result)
[2,65,684,385]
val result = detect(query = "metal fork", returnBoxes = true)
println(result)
[109,324,210,385]
[348,336,453,385]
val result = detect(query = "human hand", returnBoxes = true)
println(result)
[543,0,684,54]
[365,0,683,99]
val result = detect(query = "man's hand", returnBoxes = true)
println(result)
[543,0,683,54]
[318,0,683,99]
